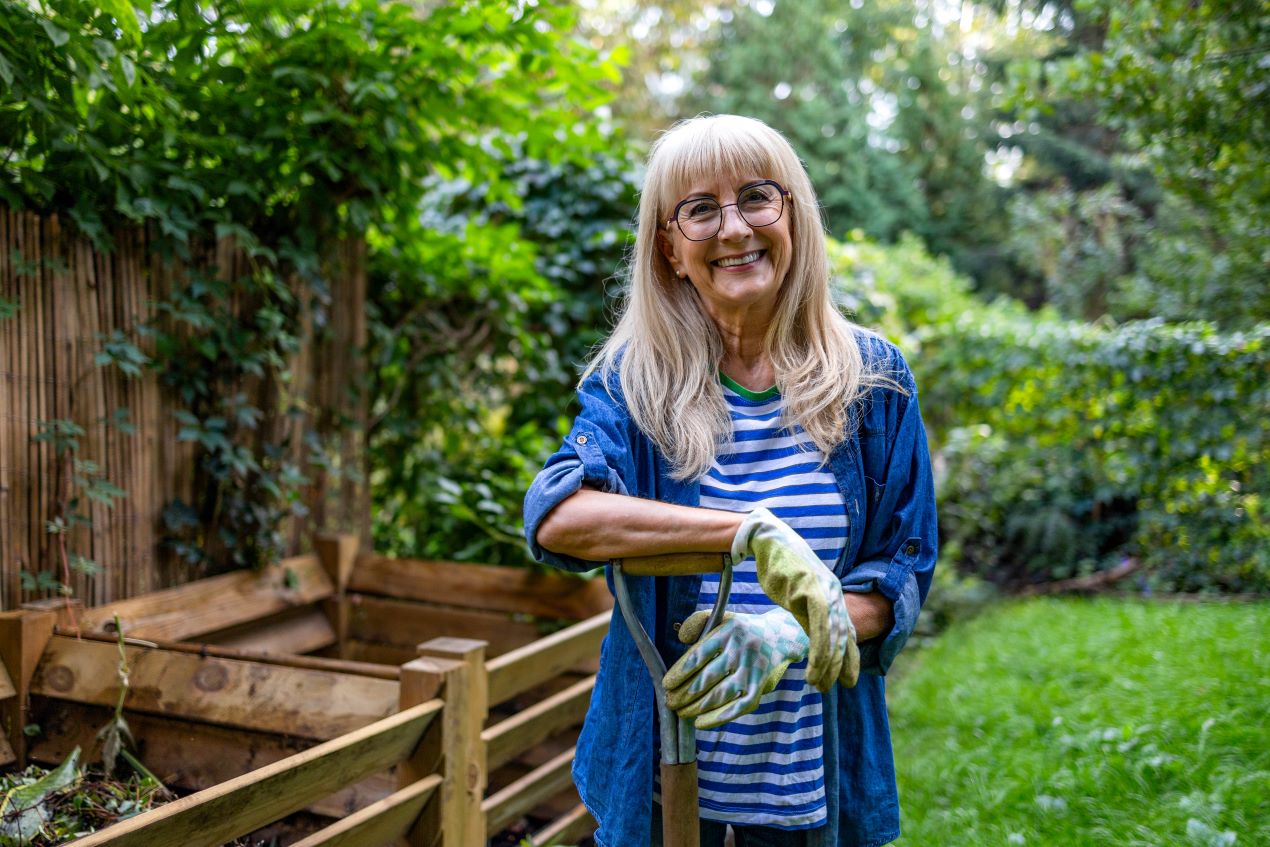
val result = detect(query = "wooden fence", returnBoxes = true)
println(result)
[0,206,369,611]
[0,538,608,845]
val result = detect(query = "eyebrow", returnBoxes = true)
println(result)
[678,180,770,201]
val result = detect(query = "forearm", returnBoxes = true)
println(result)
[845,591,894,642]
[535,487,744,561]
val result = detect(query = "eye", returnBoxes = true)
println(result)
[683,200,720,220]
[739,185,776,207]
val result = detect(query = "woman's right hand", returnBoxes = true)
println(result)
[732,508,859,691]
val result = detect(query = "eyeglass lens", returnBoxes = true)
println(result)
[676,183,784,241]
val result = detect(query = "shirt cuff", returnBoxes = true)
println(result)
[840,538,924,676]
[523,458,626,574]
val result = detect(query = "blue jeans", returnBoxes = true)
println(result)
[651,803,813,847]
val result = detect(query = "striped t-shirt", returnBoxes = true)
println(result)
[692,374,848,829]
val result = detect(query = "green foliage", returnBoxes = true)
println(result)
[1002,0,1269,328]
[0,748,171,846]
[890,598,1270,845]
[835,235,1270,593]
[368,150,637,564]
[150,273,311,571]
[682,0,1008,278]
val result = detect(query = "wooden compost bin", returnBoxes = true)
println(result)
[0,535,612,846]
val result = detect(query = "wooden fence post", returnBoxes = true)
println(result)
[398,637,488,847]
[315,533,358,659]
[0,608,56,766]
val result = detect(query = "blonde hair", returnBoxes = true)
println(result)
[584,114,892,481]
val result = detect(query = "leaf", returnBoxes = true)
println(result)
[0,747,80,842]
[38,20,69,48]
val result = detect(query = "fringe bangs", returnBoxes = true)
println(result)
[584,115,893,482]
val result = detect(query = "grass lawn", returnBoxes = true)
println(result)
[887,598,1270,846]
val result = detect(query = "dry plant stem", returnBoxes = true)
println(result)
[58,529,82,637]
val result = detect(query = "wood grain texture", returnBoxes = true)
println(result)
[28,699,396,819]
[31,635,397,739]
[198,605,337,655]
[66,700,442,847]
[287,775,441,847]
[486,611,609,708]
[350,555,612,620]
[482,747,576,836]
[74,556,332,641]
[483,675,593,771]
[346,593,542,657]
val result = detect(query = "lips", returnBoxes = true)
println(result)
[712,249,766,268]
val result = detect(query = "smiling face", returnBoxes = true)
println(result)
[657,175,794,328]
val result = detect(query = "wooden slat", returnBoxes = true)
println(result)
[28,699,392,818]
[482,746,576,836]
[483,675,593,771]
[288,775,441,847]
[32,635,397,740]
[350,555,612,620]
[486,611,609,707]
[56,628,399,679]
[347,594,542,657]
[199,606,337,655]
[75,556,332,641]
[68,699,442,847]
[0,659,15,700]
[531,803,595,847]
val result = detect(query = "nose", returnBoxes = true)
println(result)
[716,203,753,240]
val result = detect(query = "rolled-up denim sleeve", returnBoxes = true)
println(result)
[841,346,938,676]
[523,369,635,574]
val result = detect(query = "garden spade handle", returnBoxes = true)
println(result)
[610,552,733,847]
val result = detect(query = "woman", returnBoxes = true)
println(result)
[524,114,937,847]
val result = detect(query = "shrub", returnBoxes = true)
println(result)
[833,236,1270,593]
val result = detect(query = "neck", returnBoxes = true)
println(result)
[713,309,775,392]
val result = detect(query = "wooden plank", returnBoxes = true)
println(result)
[199,605,337,655]
[55,628,399,679]
[315,533,359,593]
[350,555,612,621]
[75,556,332,641]
[416,638,488,847]
[482,747,576,836]
[0,608,56,764]
[483,675,593,771]
[67,699,443,847]
[289,775,442,847]
[0,659,15,700]
[531,803,595,847]
[486,611,609,708]
[31,635,397,740]
[347,594,541,658]
[28,699,393,818]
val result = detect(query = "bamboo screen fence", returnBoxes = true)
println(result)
[0,206,369,611]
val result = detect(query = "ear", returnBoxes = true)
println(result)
[656,230,683,278]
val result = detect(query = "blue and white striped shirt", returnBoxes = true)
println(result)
[692,375,847,829]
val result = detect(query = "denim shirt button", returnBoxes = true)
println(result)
[905,543,917,555]
[577,435,589,445]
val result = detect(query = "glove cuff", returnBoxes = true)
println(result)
[731,507,775,563]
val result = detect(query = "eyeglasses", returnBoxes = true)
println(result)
[665,180,791,242]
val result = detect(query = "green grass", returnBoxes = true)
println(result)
[888,598,1270,846]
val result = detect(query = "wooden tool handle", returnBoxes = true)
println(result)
[615,552,727,577]
[659,760,701,847]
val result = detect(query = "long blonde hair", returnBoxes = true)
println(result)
[584,114,893,481]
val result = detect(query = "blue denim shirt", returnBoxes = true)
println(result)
[523,332,937,847]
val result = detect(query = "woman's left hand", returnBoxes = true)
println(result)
[663,608,809,729]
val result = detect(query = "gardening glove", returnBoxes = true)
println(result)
[733,507,859,691]
[663,608,807,729]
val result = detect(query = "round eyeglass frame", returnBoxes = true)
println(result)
[664,179,792,242]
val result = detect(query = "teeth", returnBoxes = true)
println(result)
[715,251,762,268]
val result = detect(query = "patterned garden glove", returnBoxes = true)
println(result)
[733,507,859,691]
[663,608,808,729]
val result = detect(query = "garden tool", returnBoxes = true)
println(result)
[611,552,733,847]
